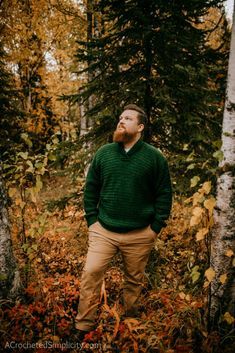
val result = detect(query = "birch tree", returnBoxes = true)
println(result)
[0,172,21,299]
[210,2,235,325]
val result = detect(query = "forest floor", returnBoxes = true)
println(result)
[0,174,234,353]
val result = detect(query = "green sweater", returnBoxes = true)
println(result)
[84,139,172,233]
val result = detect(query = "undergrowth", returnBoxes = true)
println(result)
[0,176,234,353]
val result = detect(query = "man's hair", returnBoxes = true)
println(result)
[124,104,147,127]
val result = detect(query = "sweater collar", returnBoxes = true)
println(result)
[117,139,144,156]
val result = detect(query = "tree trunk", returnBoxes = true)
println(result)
[209,3,235,326]
[80,0,94,136]
[0,172,21,299]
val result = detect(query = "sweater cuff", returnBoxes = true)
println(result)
[151,220,165,234]
[86,215,98,227]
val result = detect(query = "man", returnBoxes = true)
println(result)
[74,104,172,339]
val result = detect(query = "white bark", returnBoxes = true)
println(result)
[210,4,235,323]
[0,175,21,299]
[80,101,88,136]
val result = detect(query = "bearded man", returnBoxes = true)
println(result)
[74,104,172,340]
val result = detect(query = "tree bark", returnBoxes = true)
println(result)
[209,3,235,325]
[80,0,94,136]
[0,172,21,299]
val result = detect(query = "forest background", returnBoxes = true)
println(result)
[0,0,235,352]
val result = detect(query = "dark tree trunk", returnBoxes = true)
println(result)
[0,171,21,298]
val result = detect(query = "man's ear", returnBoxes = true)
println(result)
[138,124,144,133]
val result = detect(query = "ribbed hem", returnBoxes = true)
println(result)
[150,221,164,234]
[98,219,134,233]
[86,216,98,227]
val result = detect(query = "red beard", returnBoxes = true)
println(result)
[113,129,133,144]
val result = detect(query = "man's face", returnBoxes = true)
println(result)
[113,109,144,143]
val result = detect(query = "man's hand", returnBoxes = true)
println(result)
[147,225,158,240]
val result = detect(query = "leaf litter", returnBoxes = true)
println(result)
[0,176,231,353]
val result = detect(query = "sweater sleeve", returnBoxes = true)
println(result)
[151,156,172,234]
[83,155,101,227]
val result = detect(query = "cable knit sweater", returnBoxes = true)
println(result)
[84,139,172,233]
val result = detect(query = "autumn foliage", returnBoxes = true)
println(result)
[0,0,234,352]
[1,175,234,353]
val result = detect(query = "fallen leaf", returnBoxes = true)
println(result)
[220,274,227,284]
[196,228,208,241]
[225,249,234,257]
[223,312,235,324]
[205,267,215,283]
[201,181,211,194]
[204,197,216,216]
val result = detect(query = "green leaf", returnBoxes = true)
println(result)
[22,243,29,252]
[213,150,223,162]
[52,137,59,145]
[186,151,195,162]
[32,244,38,251]
[0,273,8,281]
[18,152,29,160]
[35,162,44,169]
[21,133,33,147]
[35,175,43,193]
[190,176,200,188]
[187,163,195,170]
[190,266,200,283]
[48,153,57,161]
[26,160,34,173]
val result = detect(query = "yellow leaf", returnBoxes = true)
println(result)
[190,215,201,227]
[185,294,191,301]
[124,318,139,326]
[36,175,43,192]
[16,199,26,209]
[193,206,204,217]
[190,207,203,227]
[192,192,204,206]
[225,249,234,257]
[190,176,200,188]
[179,292,186,299]
[233,258,235,267]
[223,312,235,324]
[205,267,215,283]
[220,274,227,284]
[201,181,211,194]
[184,196,192,204]
[204,197,216,216]
[28,188,37,203]
[196,228,208,241]
[8,187,17,198]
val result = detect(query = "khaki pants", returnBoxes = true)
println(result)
[75,221,157,331]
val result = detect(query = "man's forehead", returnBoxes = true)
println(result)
[121,109,139,117]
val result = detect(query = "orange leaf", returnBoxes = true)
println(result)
[220,274,227,284]
[196,227,208,241]
[225,249,234,257]
[205,267,215,283]
[204,197,216,216]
